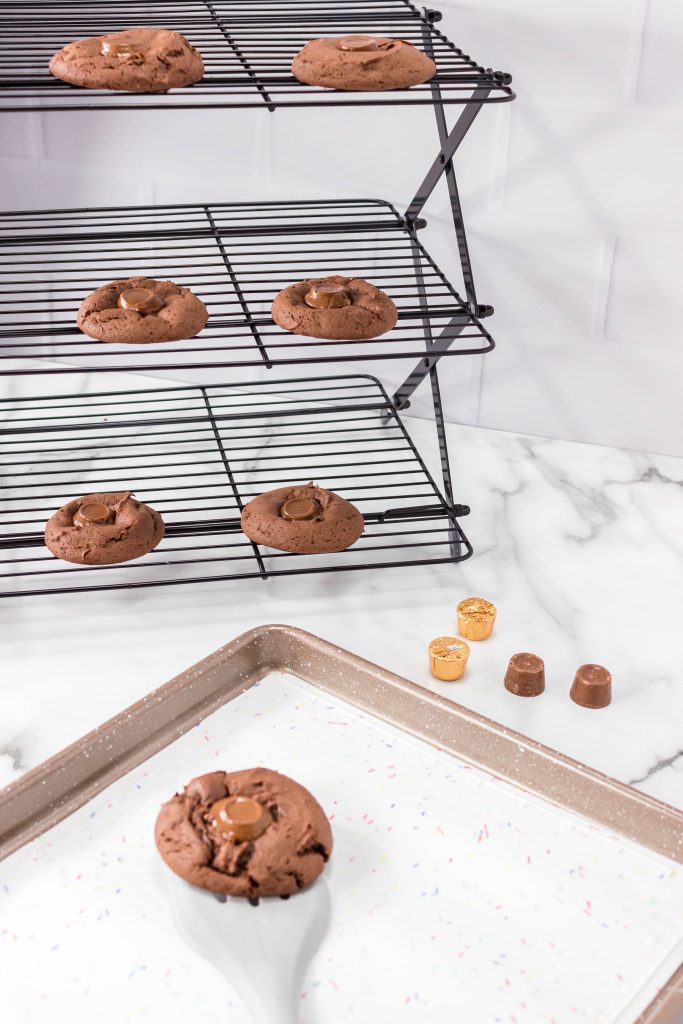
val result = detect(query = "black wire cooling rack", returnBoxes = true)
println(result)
[0,198,493,375]
[0,0,514,111]
[0,373,471,597]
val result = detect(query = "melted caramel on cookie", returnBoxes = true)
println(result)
[280,496,323,522]
[101,40,144,60]
[338,36,380,52]
[209,796,272,841]
[118,287,165,315]
[73,503,115,528]
[304,283,351,309]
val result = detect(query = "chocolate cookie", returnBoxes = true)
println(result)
[155,768,332,899]
[292,36,436,91]
[241,483,364,554]
[44,491,164,565]
[77,277,208,345]
[271,275,397,341]
[49,28,204,93]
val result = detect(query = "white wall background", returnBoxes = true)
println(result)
[1,0,682,456]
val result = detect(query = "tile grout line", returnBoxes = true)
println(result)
[629,0,651,102]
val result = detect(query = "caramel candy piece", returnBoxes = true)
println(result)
[209,796,272,841]
[304,283,352,310]
[504,652,545,697]
[457,597,496,641]
[73,502,115,528]
[339,36,380,52]
[429,636,470,681]
[280,496,323,522]
[570,664,612,709]
[118,287,165,315]
[101,40,143,59]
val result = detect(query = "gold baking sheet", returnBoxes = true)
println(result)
[0,624,681,1022]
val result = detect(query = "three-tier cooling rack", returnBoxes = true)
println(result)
[0,0,514,597]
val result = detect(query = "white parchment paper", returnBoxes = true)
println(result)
[2,672,682,1024]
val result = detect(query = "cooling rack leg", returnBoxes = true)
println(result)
[429,363,462,558]
[397,230,466,559]
[403,92,489,250]
[427,116,480,313]
[390,312,469,412]
[404,11,492,317]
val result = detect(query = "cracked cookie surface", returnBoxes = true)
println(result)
[155,768,333,898]
[241,483,365,554]
[77,276,208,345]
[292,36,436,91]
[49,28,204,93]
[271,274,397,341]
[44,490,164,565]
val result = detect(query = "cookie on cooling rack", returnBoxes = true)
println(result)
[49,28,204,93]
[44,491,164,565]
[155,768,333,899]
[241,483,364,554]
[271,275,397,341]
[291,35,436,91]
[77,277,208,345]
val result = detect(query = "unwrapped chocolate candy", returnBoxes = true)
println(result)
[504,652,545,697]
[570,664,612,708]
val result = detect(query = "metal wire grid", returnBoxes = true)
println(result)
[0,0,513,111]
[0,198,493,376]
[0,374,471,596]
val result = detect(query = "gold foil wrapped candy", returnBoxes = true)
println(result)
[457,597,496,641]
[428,636,470,681]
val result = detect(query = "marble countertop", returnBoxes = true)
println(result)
[1,370,682,812]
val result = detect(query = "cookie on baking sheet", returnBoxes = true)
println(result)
[49,28,204,93]
[292,35,436,91]
[155,768,333,899]
[77,277,208,345]
[271,275,397,341]
[44,491,164,565]
[241,483,364,554]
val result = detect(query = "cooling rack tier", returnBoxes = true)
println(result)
[0,198,494,375]
[0,373,471,597]
[0,0,513,112]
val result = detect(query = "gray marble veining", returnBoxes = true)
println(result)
[1,370,681,812]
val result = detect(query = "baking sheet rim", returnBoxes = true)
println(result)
[0,623,681,1023]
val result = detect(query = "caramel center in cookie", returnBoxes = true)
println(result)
[118,288,165,315]
[304,283,352,309]
[339,36,380,52]
[101,40,145,60]
[73,503,115,528]
[280,496,323,522]
[209,796,272,841]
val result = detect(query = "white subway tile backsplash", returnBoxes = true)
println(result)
[478,329,683,456]
[270,107,431,203]
[606,233,683,350]
[269,102,506,216]
[504,94,683,232]
[151,174,269,206]
[41,109,269,180]
[0,158,146,210]
[440,0,645,102]
[469,213,609,337]
[638,0,683,105]
[1,114,41,159]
